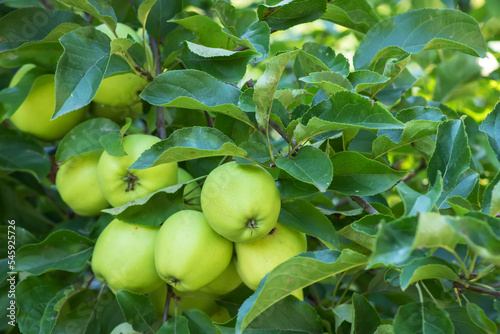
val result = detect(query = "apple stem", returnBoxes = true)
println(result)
[121,172,139,192]
[163,284,173,323]
[246,218,259,236]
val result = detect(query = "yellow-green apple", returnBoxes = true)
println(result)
[200,162,281,243]
[199,259,242,296]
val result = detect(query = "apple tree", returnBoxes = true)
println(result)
[1,0,500,333]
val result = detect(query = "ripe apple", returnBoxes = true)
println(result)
[235,222,307,299]
[90,101,142,124]
[56,150,109,216]
[9,66,87,141]
[198,259,242,296]
[91,219,164,294]
[177,167,201,210]
[201,162,281,243]
[155,210,233,292]
[97,134,178,207]
[92,23,149,107]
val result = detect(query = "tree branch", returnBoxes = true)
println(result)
[38,0,54,10]
[269,119,289,143]
[453,281,500,297]
[150,36,167,139]
[399,158,427,183]
[204,111,214,128]
[349,196,379,214]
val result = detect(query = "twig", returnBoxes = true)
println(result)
[38,0,54,10]
[400,158,427,183]
[349,196,379,214]
[150,36,167,140]
[453,282,500,297]
[163,285,173,323]
[269,119,290,143]
[84,274,95,289]
[245,79,254,88]
[204,111,214,127]
[134,65,154,82]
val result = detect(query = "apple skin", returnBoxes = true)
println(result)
[155,210,233,292]
[177,167,201,210]
[9,71,87,141]
[198,259,242,296]
[56,150,109,216]
[200,162,281,243]
[91,219,164,294]
[235,222,307,299]
[90,101,142,124]
[97,134,178,207]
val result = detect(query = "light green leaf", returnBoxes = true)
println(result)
[481,170,500,215]
[275,146,332,192]
[254,50,299,128]
[348,70,389,92]
[329,151,407,196]
[446,196,473,216]
[257,0,327,31]
[413,212,459,250]
[489,182,500,216]
[354,9,486,70]
[480,101,500,160]
[400,257,459,291]
[54,27,111,118]
[321,0,379,33]
[299,71,353,95]
[140,69,253,127]
[235,249,368,333]
[397,174,443,216]
[116,290,157,333]
[393,302,454,334]
[138,0,158,27]
[58,0,117,31]
[130,127,247,168]
[241,21,270,63]
[17,230,94,275]
[338,214,394,251]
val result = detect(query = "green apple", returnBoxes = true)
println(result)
[9,68,87,141]
[91,219,164,294]
[90,101,143,124]
[210,306,232,323]
[97,134,178,207]
[235,222,307,299]
[199,259,242,296]
[56,150,109,216]
[201,162,281,243]
[149,285,219,318]
[177,167,201,210]
[155,210,233,292]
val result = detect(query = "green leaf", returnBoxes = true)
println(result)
[466,302,497,334]
[294,91,404,144]
[254,50,299,128]
[17,230,94,275]
[397,174,443,216]
[102,184,184,226]
[181,41,260,83]
[321,0,379,33]
[140,69,253,127]
[338,214,394,251]
[299,71,353,95]
[301,42,350,76]
[413,212,459,250]
[257,0,327,31]
[400,257,459,291]
[352,293,381,334]
[393,302,454,334]
[448,306,490,334]
[54,27,111,118]
[130,127,247,168]
[0,8,86,68]
[354,9,487,70]
[329,151,407,196]
[347,70,389,92]
[241,21,270,63]
[481,170,500,214]
[58,0,117,31]
[276,174,320,200]
[446,196,473,216]
[439,169,479,209]
[157,316,190,334]
[137,0,158,27]
[55,118,121,162]
[116,290,157,333]
[212,0,237,32]
[0,126,50,180]
[235,249,368,333]
[184,309,219,334]
[144,0,182,42]
[489,182,500,216]
[279,199,339,249]
[17,275,67,334]
[275,146,332,192]
[480,101,500,160]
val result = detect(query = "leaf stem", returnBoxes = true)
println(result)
[331,271,347,307]
[150,36,167,140]
[447,248,469,279]
[349,196,379,214]
[470,264,496,282]
[269,119,290,143]
[415,282,424,303]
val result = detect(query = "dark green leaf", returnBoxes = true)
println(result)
[276,146,332,192]
[279,199,339,249]
[329,151,407,196]
[321,0,379,33]
[235,249,368,333]
[0,126,50,180]
[140,70,253,127]
[257,0,327,31]
[145,0,182,42]
[354,9,487,70]
[54,27,110,118]
[137,0,158,27]
[102,184,184,226]
[130,127,247,168]
[116,290,157,333]
[185,309,219,334]
[446,196,473,216]
[396,174,443,216]
[58,0,117,31]
[374,66,416,105]
[448,306,490,334]
[241,21,270,63]
[236,141,271,165]
[400,257,459,291]
[299,71,353,95]
[301,42,350,76]
[17,230,94,275]
[254,50,299,128]
[352,293,381,334]
[276,175,320,200]
[17,275,67,334]
[55,118,121,162]
[393,302,454,334]
[348,70,389,92]
[466,302,497,334]
[480,101,500,160]
[157,316,190,334]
